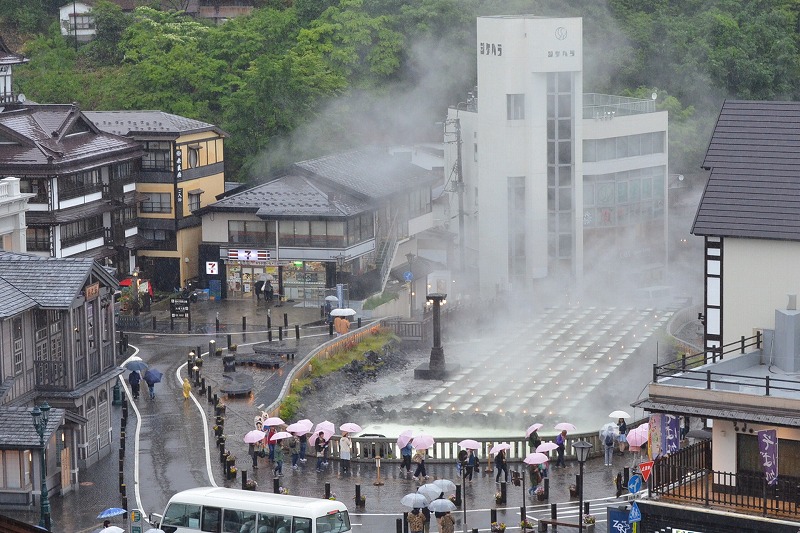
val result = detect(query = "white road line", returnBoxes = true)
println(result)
[120,346,146,518]
[176,359,218,489]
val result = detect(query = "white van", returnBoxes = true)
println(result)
[157,487,351,533]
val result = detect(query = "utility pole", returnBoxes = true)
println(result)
[454,118,465,274]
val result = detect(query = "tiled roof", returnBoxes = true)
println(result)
[0,104,142,173]
[212,174,370,217]
[0,406,64,448]
[694,100,800,240]
[293,147,439,200]
[0,35,28,66]
[85,110,227,137]
[0,276,36,317]
[0,252,113,316]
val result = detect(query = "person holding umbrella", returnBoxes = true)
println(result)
[465,449,479,482]
[128,370,141,400]
[339,431,352,475]
[555,429,567,468]
[400,440,414,476]
[407,508,425,533]
[494,449,508,483]
[436,511,455,533]
[143,369,162,400]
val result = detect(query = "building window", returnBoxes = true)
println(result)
[111,162,133,181]
[59,169,101,200]
[142,141,172,171]
[61,215,104,247]
[508,177,526,284]
[507,94,525,120]
[228,220,275,245]
[189,192,201,212]
[140,192,172,213]
[12,317,22,375]
[188,147,200,168]
[26,227,51,252]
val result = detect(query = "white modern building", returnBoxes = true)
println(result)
[0,177,33,252]
[59,2,95,43]
[445,15,668,299]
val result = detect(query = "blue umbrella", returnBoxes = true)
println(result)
[144,368,163,385]
[97,507,126,519]
[124,360,148,372]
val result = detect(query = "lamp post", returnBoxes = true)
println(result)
[406,253,415,317]
[573,440,592,533]
[31,402,52,531]
[132,269,140,316]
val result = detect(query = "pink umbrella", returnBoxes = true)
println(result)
[339,422,363,434]
[523,452,550,465]
[397,429,414,448]
[458,439,480,450]
[536,442,559,453]
[309,431,332,446]
[525,423,543,438]
[243,430,266,444]
[270,431,293,442]
[315,420,336,435]
[554,422,577,432]
[263,416,285,427]
[626,424,649,447]
[412,434,435,450]
[489,442,512,455]
[286,419,313,435]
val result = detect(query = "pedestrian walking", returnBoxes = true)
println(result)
[182,377,191,399]
[617,417,628,455]
[407,508,425,533]
[143,373,157,400]
[437,511,455,533]
[604,430,615,466]
[315,432,329,472]
[254,273,266,300]
[422,506,431,533]
[555,429,567,468]
[528,428,541,452]
[298,432,308,463]
[400,441,413,475]
[339,432,352,475]
[412,449,428,481]
[128,370,141,400]
[288,435,299,469]
[265,280,274,302]
[527,463,543,495]
[273,439,284,476]
[465,450,479,482]
[494,449,508,483]
[267,426,277,462]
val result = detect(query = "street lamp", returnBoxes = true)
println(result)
[132,269,140,316]
[573,440,593,533]
[406,253,415,317]
[31,402,52,531]
[335,253,346,286]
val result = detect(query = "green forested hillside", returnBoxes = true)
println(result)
[3,0,799,180]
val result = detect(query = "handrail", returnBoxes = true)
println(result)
[653,332,762,380]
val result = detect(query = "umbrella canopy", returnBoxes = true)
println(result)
[432,479,456,493]
[397,429,414,448]
[524,452,550,465]
[489,442,511,455]
[428,499,457,513]
[263,417,285,427]
[400,492,429,508]
[286,419,313,435]
[243,430,267,444]
[536,442,559,453]
[100,527,125,533]
[123,360,148,372]
[609,410,632,419]
[270,431,293,442]
[309,431,333,446]
[325,295,339,302]
[412,434,435,450]
[330,308,357,317]
[418,484,444,502]
[143,368,163,385]
[554,422,577,432]
[525,423,543,438]
[315,420,336,435]
[97,507,126,519]
[144,529,166,533]
[339,422,362,434]
[458,439,480,450]
[600,423,619,438]
[626,425,649,447]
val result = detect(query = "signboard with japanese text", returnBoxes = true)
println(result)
[757,428,778,485]
[170,298,190,318]
[649,414,680,458]
[639,461,654,482]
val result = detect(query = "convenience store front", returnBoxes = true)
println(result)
[222,248,330,302]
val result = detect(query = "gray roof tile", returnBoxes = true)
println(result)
[0,406,64,448]
[85,110,227,137]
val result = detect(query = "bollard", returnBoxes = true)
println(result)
[550,502,557,522]
[325,482,331,499]
[295,324,300,339]
[615,472,624,498]
[278,326,283,341]
[490,509,497,524]
[214,393,218,406]
[268,330,272,342]
[227,334,232,348]
[152,316,157,330]
[273,478,280,494]
[544,477,550,499]
[455,484,462,507]
[207,386,213,403]
[520,506,525,523]
[119,448,124,461]
[209,339,216,357]
[243,316,247,331]
[122,496,128,513]
[119,472,124,492]
[584,501,590,515]
[267,316,272,329]
[500,481,507,504]
[121,483,126,498]
[329,322,334,336]
[355,484,361,505]
[216,317,220,333]
[623,466,630,487]
[357,317,362,328]
[241,470,248,490]
[220,448,226,464]
[396,518,402,533]
[201,378,206,394]
[283,313,288,328]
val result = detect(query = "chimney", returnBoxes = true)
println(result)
[788,294,797,311]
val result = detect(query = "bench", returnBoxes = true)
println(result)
[219,373,253,397]
[537,518,581,531]
[244,342,297,368]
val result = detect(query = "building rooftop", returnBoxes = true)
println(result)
[583,93,657,118]
[85,110,226,137]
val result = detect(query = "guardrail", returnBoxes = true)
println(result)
[653,332,762,380]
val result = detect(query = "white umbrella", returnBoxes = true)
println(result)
[609,410,632,419]
[523,452,550,465]
[536,442,559,453]
[458,439,480,450]
[144,529,166,533]
[418,484,444,501]
[428,499,456,513]
[243,430,267,444]
[263,416,285,427]
[330,308,357,317]
[270,431,293,442]
[525,423,543,438]
[554,422,577,432]
[412,434,435,450]
[489,442,511,455]
[100,527,125,533]
[340,422,363,434]
[600,423,619,439]
[286,419,313,434]
[325,295,339,302]
[400,492,429,508]
[432,479,456,493]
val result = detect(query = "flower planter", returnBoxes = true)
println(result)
[536,492,546,501]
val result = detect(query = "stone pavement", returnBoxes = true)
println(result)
[5,297,638,532]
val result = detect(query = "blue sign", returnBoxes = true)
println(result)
[607,506,632,533]
[403,271,413,281]
[627,474,642,494]
[629,501,642,523]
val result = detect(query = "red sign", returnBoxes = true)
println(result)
[639,460,654,482]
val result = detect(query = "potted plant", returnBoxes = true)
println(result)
[244,479,257,491]
[328,492,337,501]
[583,514,596,532]
[229,344,238,352]
[490,522,506,532]
[279,486,289,495]
[215,348,223,357]
[448,494,457,504]
[227,466,237,480]
[494,491,503,505]
[535,487,546,501]
[354,495,366,507]
[194,356,203,368]
[569,484,578,498]
[520,519,534,532]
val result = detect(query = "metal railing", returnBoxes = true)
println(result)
[653,332,762,379]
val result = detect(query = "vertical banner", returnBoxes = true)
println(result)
[757,429,778,485]
[648,414,663,459]
[648,414,680,458]
[664,414,680,455]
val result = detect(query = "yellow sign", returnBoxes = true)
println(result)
[85,282,100,301]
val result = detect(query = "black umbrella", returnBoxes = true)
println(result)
[143,369,163,385]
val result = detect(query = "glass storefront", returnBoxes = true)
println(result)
[225,262,279,299]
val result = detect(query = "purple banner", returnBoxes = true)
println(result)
[648,414,681,458]
[664,414,680,454]
[757,429,778,486]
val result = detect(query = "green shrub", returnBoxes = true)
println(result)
[363,292,399,310]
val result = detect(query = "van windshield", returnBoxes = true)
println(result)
[316,510,350,532]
